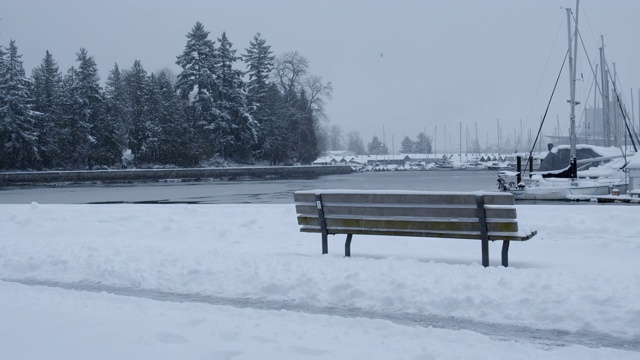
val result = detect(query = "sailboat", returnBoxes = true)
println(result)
[499,0,631,200]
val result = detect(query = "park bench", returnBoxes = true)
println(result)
[293,190,536,267]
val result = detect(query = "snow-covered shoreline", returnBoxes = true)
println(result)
[1,203,639,358]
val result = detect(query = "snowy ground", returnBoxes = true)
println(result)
[1,202,639,359]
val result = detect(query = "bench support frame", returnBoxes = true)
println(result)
[308,192,518,267]
[475,195,490,267]
[315,194,329,254]
[345,234,353,257]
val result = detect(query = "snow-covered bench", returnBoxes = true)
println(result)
[293,190,537,267]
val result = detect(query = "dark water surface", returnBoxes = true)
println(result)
[0,170,499,204]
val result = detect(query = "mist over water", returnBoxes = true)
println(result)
[0,171,499,204]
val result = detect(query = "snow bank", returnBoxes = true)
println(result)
[1,203,639,358]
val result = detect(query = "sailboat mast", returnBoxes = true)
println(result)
[600,38,609,146]
[566,1,579,177]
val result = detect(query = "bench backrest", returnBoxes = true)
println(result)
[294,190,531,241]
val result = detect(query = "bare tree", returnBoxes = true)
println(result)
[271,51,333,163]
[304,75,333,121]
[273,51,308,98]
[327,124,343,150]
[272,52,332,120]
[347,131,366,155]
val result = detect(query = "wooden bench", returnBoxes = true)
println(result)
[293,190,537,267]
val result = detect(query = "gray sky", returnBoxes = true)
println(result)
[1,0,639,153]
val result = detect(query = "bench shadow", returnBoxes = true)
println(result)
[361,253,548,269]
[286,251,546,269]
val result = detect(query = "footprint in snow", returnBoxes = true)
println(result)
[154,332,188,344]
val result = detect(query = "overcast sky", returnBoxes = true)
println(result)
[1,0,639,153]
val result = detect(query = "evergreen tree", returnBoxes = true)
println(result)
[367,135,388,155]
[175,22,220,161]
[58,66,78,167]
[91,106,123,167]
[243,33,274,107]
[103,63,128,160]
[62,48,104,168]
[101,63,128,166]
[0,40,38,169]
[260,83,288,165]
[215,32,256,161]
[134,71,163,164]
[414,131,432,154]
[243,32,274,158]
[400,135,414,154]
[152,70,194,166]
[124,60,151,162]
[31,50,63,168]
[90,64,126,168]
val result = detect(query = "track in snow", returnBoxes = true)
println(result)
[3,278,639,352]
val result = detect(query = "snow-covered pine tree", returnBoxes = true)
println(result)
[152,70,194,166]
[259,83,288,165]
[215,32,256,161]
[243,32,274,113]
[400,135,414,154]
[103,63,128,162]
[243,32,274,159]
[31,50,63,168]
[90,63,126,168]
[124,60,151,163]
[414,131,432,154]
[61,48,104,169]
[58,66,78,167]
[367,135,385,155]
[175,22,220,162]
[0,40,38,170]
[133,71,163,164]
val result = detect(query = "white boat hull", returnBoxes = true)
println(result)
[510,178,627,200]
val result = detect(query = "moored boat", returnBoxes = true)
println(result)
[498,0,635,200]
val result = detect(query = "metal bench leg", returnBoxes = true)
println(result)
[501,240,510,267]
[481,240,489,267]
[315,194,329,255]
[345,234,353,257]
[322,232,328,254]
[476,195,490,267]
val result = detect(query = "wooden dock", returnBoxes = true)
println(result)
[567,192,640,204]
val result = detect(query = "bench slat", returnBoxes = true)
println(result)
[295,203,517,220]
[297,216,519,234]
[299,226,536,241]
[293,191,515,206]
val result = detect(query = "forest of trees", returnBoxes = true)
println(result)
[0,22,333,170]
